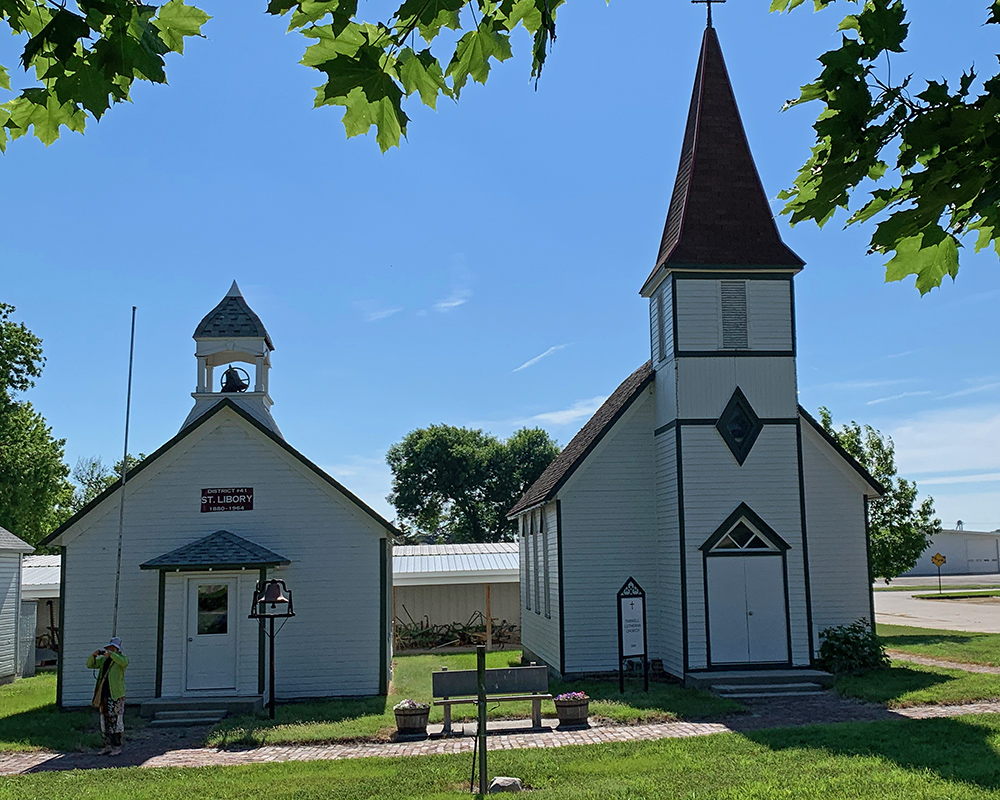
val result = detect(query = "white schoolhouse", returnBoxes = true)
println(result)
[509,25,884,683]
[43,283,395,708]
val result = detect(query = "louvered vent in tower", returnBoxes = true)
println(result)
[721,281,748,349]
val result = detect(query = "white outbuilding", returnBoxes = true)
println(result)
[41,283,396,708]
[508,25,884,684]
[393,543,519,646]
[904,529,1000,576]
[0,526,34,684]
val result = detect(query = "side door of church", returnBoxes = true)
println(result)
[185,578,238,691]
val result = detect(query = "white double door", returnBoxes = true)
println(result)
[185,577,238,691]
[707,556,788,665]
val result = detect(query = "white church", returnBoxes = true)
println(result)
[42,284,395,708]
[509,24,884,682]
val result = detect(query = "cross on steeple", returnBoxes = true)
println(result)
[692,0,725,28]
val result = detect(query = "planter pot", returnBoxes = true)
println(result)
[394,707,430,734]
[554,699,589,725]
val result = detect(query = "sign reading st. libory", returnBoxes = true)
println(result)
[201,487,254,513]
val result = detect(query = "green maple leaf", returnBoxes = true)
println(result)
[396,0,463,42]
[0,65,9,93]
[152,0,210,54]
[447,27,512,94]
[397,47,450,108]
[5,91,86,146]
[54,66,117,118]
[21,8,90,70]
[333,86,409,151]
[884,232,960,295]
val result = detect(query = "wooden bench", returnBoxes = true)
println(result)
[432,664,552,733]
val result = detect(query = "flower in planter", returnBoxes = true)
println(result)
[393,698,430,711]
[554,692,589,702]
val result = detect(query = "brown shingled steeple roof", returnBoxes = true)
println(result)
[640,25,803,296]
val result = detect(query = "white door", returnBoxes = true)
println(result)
[707,556,788,665]
[186,578,237,691]
[967,539,999,574]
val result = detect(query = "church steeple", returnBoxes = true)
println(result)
[640,25,803,297]
[181,282,281,436]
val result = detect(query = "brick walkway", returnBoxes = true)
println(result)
[6,694,1000,776]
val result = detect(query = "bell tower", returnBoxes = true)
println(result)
[181,281,282,436]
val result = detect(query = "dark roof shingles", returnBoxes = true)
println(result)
[646,26,803,285]
[508,362,654,517]
[140,530,289,570]
[194,295,274,350]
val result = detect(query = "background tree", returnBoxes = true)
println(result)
[386,424,560,543]
[0,304,73,546]
[70,453,147,512]
[820,406,940,582]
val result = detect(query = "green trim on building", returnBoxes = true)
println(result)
[379,538,388,695]
[258,567,266,696]
[155,571,166,697]
[56,546,66,708]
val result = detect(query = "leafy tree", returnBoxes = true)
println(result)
[386,424,560,543]
[773,0,1000,293]
[0,304,73,546]
[820,406,940,582]
[70,452,147,512]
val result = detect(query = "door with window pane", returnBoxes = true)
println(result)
[185,578,237,691]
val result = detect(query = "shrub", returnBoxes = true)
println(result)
[817,619,889,675]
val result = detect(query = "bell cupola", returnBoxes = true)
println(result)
[181,281,282,436]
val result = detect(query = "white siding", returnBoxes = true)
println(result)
[654,427,683,677]
[801,422,873,642]
[675,279,794,354]
[680,424,810,669]
[558,389,657,674]
[654,361,678,427]
[394,583,520,631]
[747,281,793,351]
[650,281,675,364]
[519,502,561,670]
[676,357,797,419]
[675,280,720,351]
[0,553,18,678]
[59,408,388,706]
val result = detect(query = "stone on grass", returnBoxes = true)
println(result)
[489,776,523,793]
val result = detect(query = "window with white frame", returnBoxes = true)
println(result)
[532,510,540,614]
[541,509,551,618]
[522,515,531,611]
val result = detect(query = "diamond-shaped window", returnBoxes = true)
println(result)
[716,388,762,466]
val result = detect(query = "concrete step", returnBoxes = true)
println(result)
[153,709,229,720]
[147,715,226,729]
[140,696,262,719]
[685,669,833,690]
[713,682,825,695]
[720,690,828,700]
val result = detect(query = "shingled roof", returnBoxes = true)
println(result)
[0,525,32,553]
[140,530,290,571]
[508,362,654,518]
[194,281,274,350]
[640,26,803,295]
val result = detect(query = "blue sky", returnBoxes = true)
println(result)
[2,1,997,530]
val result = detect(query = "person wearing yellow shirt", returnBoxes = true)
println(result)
[86,637,129,755]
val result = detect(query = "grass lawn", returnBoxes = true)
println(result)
[835,660,1000,707]
[11,716,1000,799]
[878,623,1000,667]
[874,584,1000,592]
[207,650,740,747]
[0,674,105,752]
[914,591,1000,599]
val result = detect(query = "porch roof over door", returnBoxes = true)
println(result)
[140,530,290,571]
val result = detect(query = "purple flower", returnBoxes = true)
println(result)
[555,691,589,701]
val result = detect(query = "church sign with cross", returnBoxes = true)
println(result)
[617,577,648,692]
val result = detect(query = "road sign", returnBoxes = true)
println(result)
[932,553,946,567]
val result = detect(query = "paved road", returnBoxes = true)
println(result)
[877,573,1000,588]
[875,589,1000,632]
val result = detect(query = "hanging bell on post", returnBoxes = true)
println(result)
[220,366,250,393]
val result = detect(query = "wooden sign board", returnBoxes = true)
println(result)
[617,577,648,693]
[201,487,254,513]
[932,552,946,567]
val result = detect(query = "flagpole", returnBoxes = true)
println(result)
[112,307,137,637]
